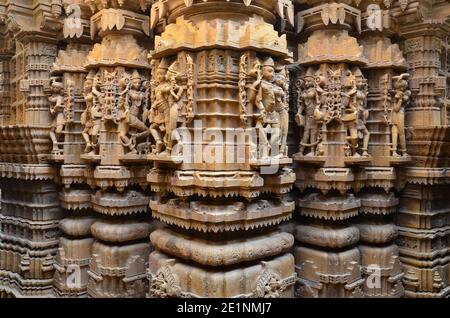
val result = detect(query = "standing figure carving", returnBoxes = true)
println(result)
[148,58,186,156]
[341,70,359,156]
[81,71,102,155]
[247,57,285,159]
[390,73,411,157]
[49,79,65,155]
[274,68,289,156]
[356,78,370,156]
[166,66,184,155]
[296,74,320,156]
[149,59,170,154]
[119,69,149,154]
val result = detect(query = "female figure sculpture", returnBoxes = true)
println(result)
[81,71,102,154]
[391,73,411,157]
[49,80,65,155]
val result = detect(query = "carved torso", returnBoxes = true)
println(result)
[129,88,144,116]
[49,95,64,114]
[303,87,317,116]
[152,81,172,124]
[274,85,287,112]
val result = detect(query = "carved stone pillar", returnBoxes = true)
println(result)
[351,1,411,298]
[293,1,369,297]
[0,4,9,125]
[80,0,154,298]
[395,1,450,298]
[146,0,297,298]
[46,0,97,298]
[0,0,64,298]
[0,31,13,125]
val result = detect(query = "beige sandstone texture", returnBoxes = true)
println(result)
[0,0,448,298]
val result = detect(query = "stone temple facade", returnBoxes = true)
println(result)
[0,0,448,298]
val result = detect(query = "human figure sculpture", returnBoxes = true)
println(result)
[296,75,320,156]
[356,78,370,156]
[166,70,184,155]
[391,73,411,157]
[314,72,328,108]
[81,71,102,154]
[274,71,289,157]
[341,70,359,156]
[149,59,172,155]
[148,58,187,157]
[49,80,65,155]
[247,57,283,158]
[119,70,149,154]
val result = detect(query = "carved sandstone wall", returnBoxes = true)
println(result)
[0,0,448,298]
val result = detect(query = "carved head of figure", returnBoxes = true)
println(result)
[314,72,326,88]
[304,75,315,88]
[118,77,128,91]
[169,76,178,87]
[93,72,101,90]
[274,73,287,89]
[261,57,275,81]
[156,58,169,83]
[84,70,96,94]
[131,69,141,90]
[51,80,64,94]
[357,78,368,94]
[167,60,181,85]
[156,68,167,84]
[342,70,355,89]
[394,73,410,91]
[84,78,93,94]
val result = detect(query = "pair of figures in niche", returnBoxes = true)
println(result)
[244,55,290,159]
[49,60,410,161]
[78,55,191,157]
[51,52,291,161]
[295,65,371,158]
[81,68,151,155]
[149,56,193,157]
[295,64,411,159]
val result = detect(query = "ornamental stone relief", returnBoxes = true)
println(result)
[0,0,448,299]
